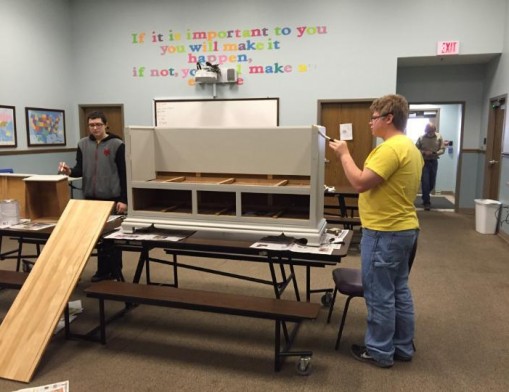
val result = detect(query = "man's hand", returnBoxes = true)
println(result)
[328,139,383,192]
[329,140,350,158]
[58,162,71,175]
[116,202,127,214]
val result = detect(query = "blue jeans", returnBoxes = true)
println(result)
[360,228,418,366]
[421,159,438,205]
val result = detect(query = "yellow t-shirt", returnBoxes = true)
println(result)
[359,134,423,231]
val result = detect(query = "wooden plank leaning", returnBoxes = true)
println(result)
[0,199,113,383]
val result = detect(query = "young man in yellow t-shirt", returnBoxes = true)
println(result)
[329,94,423,368]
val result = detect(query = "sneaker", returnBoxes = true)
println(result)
[394,352,412,362]
[90,272,113,282]
[424,204,431,211]
[350,344,393,368]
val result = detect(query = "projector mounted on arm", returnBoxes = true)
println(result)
[195,62,238,98]
[195,62,238,84]
[194,62,220,83]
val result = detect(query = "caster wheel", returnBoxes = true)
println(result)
[22,261,32,273]
[321,292,332,307]
[296,356,312,376]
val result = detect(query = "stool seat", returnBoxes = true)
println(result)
[327,267,365,350]
[333,268,363,297]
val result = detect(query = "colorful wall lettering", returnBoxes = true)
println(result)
[130,25,328,86]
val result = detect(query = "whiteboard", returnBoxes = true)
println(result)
[154,98,279,127]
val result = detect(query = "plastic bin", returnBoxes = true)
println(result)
[474,199,502,234]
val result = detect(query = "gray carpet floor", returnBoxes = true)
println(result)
[0,210,508,392]
[414,195,454,210]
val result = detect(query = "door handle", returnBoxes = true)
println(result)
[489,160,499,165]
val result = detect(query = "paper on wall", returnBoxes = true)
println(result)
[339,123,353,140]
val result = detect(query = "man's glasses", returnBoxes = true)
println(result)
[370,112,392,121]
[88,123,104,128]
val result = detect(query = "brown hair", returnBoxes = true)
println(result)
[370,94,409,131]
[87,111,107,124]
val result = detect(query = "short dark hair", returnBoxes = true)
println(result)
[87,111,107,124]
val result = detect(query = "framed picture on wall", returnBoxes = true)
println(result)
[25,107,66,147]
[0,105,17,148]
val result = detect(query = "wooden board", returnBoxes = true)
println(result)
[0,199,113,383]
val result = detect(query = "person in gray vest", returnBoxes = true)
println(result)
[415,123,445,211]
[58,111,127,281]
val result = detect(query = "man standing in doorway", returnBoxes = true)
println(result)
[416,123,445,211]
[329,94,422,368]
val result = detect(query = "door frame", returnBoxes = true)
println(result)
[483,95,506,199]
[409,100,465,213]
[319,99,464,212]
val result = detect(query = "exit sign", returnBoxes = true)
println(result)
[437,41,460,55]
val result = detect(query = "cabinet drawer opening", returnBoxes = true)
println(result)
[132,189,192,214]
[241,193,310,220]
[197,191,236,216]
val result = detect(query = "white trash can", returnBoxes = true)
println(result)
[474,199,502,234]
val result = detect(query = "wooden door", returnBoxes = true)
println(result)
[78,105,125,140]
[483,96,505,199]
[318,100,375,189]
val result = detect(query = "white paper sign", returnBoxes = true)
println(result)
[340,123,353,140]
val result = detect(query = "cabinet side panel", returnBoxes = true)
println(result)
[128,128,156,181]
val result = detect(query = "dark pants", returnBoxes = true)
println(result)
[96,240,123,278]
[85,197,123,278]
[421,159,438,205]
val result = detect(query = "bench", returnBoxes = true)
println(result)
[0,270,28,289]
[84,281,321,373]
[324,214,361,230]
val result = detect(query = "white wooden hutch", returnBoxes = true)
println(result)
[121,125,327,245]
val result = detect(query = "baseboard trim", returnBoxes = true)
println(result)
[458,208,474,215]
[497,230,509,245]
